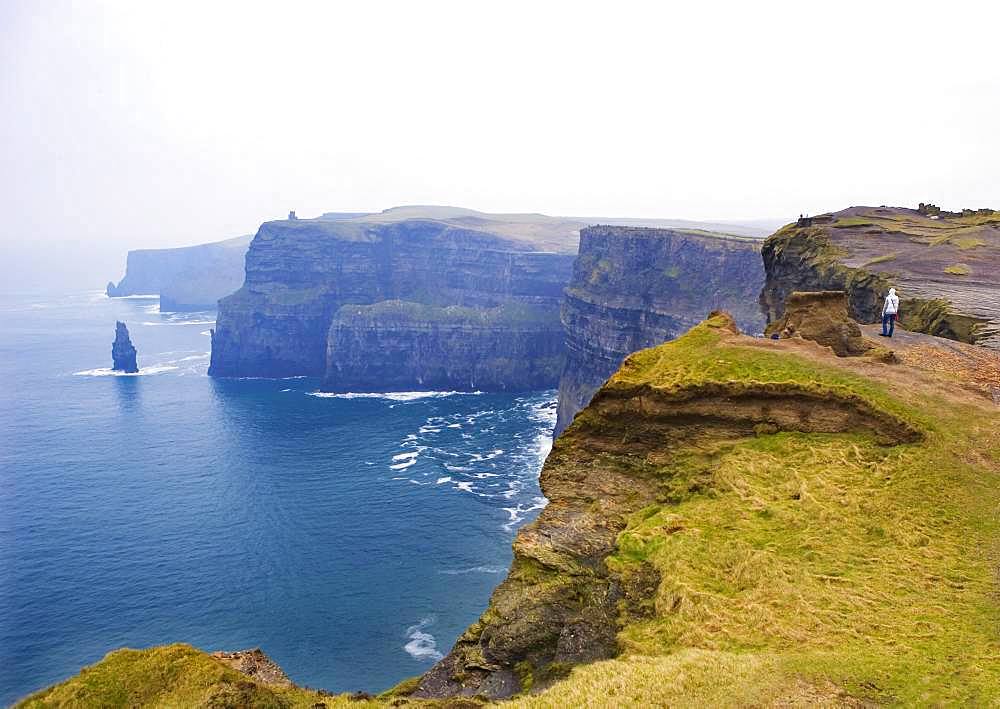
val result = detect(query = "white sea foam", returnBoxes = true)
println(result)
[502,496,548,530]
[119,294,159,299]
[436,476,453,485]
[440,565,506,575]
[404,618,444,661]
[200,330,212,336]
[455,481,475,493]
[389,458,417,471]
[392,451,421,462]
[141,319,216,327]
[73,364,178,377]
[307,390,483,402]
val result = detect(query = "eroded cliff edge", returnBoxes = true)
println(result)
[760,205,1000,348]
[413,311,1000,705]
[107,234,252,311]
[20,309,1000,706]
[555,225,765,436]
[209,217,576,390]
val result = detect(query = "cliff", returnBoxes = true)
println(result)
[20,311,1000,706]
[209,216,576,385]
[324,300,564,392]
[555,225,766,436]
[107,234,252,311]
[413,311,1000,705]
[760,206,1000,348]
[111,321,138,373]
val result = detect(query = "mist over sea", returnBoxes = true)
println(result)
[0,290,553,705]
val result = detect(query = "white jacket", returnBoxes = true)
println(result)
[882,288,899,316]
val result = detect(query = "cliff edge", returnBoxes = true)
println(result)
[760,205,1000,348]
[556,225,765,436]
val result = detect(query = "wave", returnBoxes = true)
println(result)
[307,390,483,402]
[440,565,506,575]
[389,458,416,471]
[141,319,216,327]
[392,450,421,462]
[404,618,444,662]
[200,330,212,336]
[73,364,179,377]
[501,496,548,531]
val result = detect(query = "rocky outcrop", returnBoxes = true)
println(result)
[766,290,876,357]
[324,301,565,391]
[107,234,251,311]
[209,217,577,384]
[414,313,923,700]
[555,225,766,436]
[759,206,1000,349]
[111,321,138,373]
[209,648,292,687]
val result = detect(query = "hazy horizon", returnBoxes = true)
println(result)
[2,0,998,290]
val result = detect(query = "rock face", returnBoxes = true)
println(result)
[325,301,565,392]
[760,206,1000,349]
[414,313,923,700]
[766,290,874,357]
[107,234,252,311]
[555,225,766,436]
[111,321,138,373]
[209,216,577,387]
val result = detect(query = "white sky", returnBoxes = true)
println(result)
[2,0,998,289]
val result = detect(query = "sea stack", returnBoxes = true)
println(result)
[112,321,138,373]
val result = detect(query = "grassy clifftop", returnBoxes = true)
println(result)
[21,314,1000,707]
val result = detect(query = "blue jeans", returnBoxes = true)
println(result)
[882,313,895,337]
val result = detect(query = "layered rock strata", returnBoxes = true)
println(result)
[759,205,1000,349]
[414,312,922,700]
[209,218,576,386]
[555,225,766,436]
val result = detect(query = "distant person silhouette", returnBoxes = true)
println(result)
[880,287,899,337]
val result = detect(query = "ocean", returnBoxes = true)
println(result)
[0,290,553,705]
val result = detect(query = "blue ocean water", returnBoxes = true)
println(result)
[0,290,553,705]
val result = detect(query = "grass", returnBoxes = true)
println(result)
[518,315,1000,705]
[15,644,384,708]
[944,263,972,275]
[862,252,897,268]
[953,236,987,250]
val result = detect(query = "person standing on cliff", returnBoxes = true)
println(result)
[880,287,900,337]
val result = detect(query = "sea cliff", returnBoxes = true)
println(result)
[27,309,1000,706]
[209,217,576,386]
[759,205,1000,348]
[555,225,765,435]
[107,234,252,311]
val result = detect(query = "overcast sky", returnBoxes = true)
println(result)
[2,0,998,289]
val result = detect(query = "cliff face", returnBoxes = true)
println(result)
[555,226,765,435]
[414,312,1000,705]
[760,206,1000,348]
[324,301,564,391]
[107,234,251,311]
[209,218,576,383]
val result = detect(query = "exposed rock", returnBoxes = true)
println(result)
[759,205,1000,349]
[324,301,564,392]
[111,321,138,373]
[209,648,292,687]
[766,290,874,357]
[210,216,577,384]
[107,234,252,311]
[555,225,766,436]
[414,312,923,701]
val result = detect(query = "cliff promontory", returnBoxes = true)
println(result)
[20,307,1000,706]
[209,215,577,390]
[760,205,1000,348]
[555,225,765,435]
[107,234,252,311]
